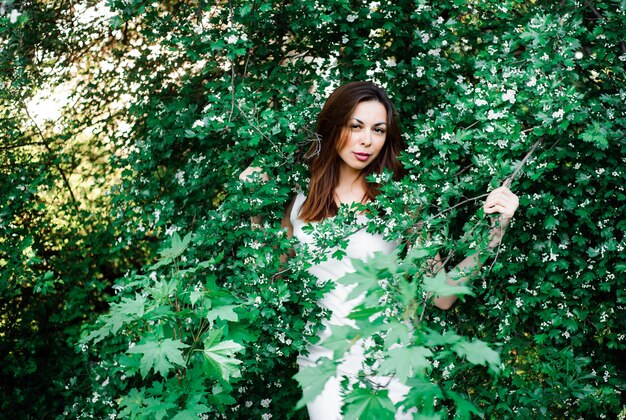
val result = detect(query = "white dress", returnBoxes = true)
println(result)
[290,193,413,420]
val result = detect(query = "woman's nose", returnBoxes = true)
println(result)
[360,131,372,145]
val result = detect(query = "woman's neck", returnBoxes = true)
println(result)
[335,164,366,206]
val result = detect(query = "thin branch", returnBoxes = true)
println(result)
[20,101,80,211]
[235,103,288,160]
[503,138,543,188]
[0,141,47,152]
[425,193,490,223]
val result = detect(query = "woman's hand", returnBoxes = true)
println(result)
[484,185,519,248]
[483,186,519,220]
[239,166,269,183]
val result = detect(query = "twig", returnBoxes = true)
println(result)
[0,141,46,151]
[235,103,288,160]
[425,193,490,223]
[502,138,543,188]
[20,100,80,211]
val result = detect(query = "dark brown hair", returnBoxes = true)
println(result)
[299,81,404,222]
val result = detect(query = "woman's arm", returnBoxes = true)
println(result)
[433,186,519,310]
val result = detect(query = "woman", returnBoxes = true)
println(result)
[240,81,519,419]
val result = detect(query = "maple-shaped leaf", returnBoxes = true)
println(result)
[142,397,177,420]
[202,337,244,381]
[424,328,463,347]
[422,269,473,298]
[382,320,411,348]
[397,276,418,307]
[294,357,338,409]
[377,346,433,384]
[342,387,396,420]
[338,263,380,301]
[447,390,482,419]
[127,338,189,378]
[338,251,399,300]
[453,339,501,374]
[402,377,443,415]
[321,324,359,359]
[206,304,239,323]
[151,232,193,269]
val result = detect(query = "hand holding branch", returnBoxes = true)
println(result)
[483,185,519,249]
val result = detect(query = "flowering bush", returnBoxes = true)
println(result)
[1,0,625,418]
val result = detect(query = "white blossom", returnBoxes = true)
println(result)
[552,109,564,120]
[9,9,21,23]
[502,89,517,104]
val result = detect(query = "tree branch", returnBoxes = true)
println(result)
[20,101,80,212]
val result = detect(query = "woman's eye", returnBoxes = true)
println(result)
[375,128,386,134]
[351,124,361,129]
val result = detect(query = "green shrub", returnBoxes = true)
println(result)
[1,0,624,418]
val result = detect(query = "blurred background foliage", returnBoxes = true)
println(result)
[1,0,624,418]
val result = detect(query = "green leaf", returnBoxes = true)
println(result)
[397,277,418,307]
[142,397,177,420]
[403,377,444,414]
[153,232,192,268]
[206,305,239,323]
[294,357,338,409]
[202,338,244,381]
[127,338,189,378]
[453,339,500,374]
[377,346,433,384]
[383,321,411,348]
[448,390,482,419]
[321,324,359,359]
[342,387,396,420]
[422,270,473,298]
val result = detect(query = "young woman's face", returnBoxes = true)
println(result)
[337,100,387,174]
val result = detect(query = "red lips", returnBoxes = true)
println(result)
[353,152,371,162]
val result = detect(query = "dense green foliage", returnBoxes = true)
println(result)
[1,0,625,418]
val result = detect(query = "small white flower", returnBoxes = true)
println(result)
[475,98,488,106]
[9,9,21,24]
[526,76,537,87]
[346,14,357,22]
[261,414,273,420]
[226,34,238,44]
[574,51,583,59]
[502,89,516,104]
[260,398,271,408]
[552,109,564,120]
[175,170,185,186]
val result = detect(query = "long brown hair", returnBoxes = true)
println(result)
[299,81,404,222]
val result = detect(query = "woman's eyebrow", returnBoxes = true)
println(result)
[352,118,387,126]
